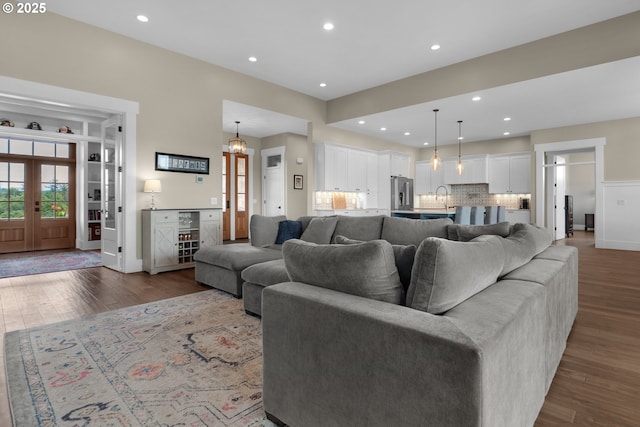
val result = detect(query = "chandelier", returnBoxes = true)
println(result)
[229,121,246,154]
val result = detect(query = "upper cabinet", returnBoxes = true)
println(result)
[443,155,488,185]
[347,149,367,192]
[415,160,447,194]
[315,143,348,191]
[316,143,383,193]
[488,153,531,193]
[390,152,411,177]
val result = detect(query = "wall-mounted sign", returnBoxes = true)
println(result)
[155,152,210,174]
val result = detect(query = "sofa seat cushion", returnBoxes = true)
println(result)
[381,216,452,245]
[300,216,338,244]
[241,259,289,287]
[499,223,552,277]
[448,221,511,242]
[282,239,404,304]
[406,236,505,314]
[332,215,385,242]
[334,235,416,291]
[193,243,282,270]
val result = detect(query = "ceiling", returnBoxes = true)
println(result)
[46,1,640,146]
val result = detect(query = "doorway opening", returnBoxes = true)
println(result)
[534,138,604,247]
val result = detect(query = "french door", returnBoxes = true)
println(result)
[0,155,75,253]
[221,152,249,240]
[235,154,249,239]
[100,118,122,270]
[222,152,231,240]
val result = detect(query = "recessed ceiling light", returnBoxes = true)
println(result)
[430,44,441,50]
[380,127,387,131]
[319,82,327,87]
[358,120,365,125]
[404,132,411,136]
[136,15,149,22]
[503,132,510,136]
[472,96,482,102]
[323,22,334,31]
[423,142,429,146]
[504,117,511,121]
[248,56,257,62]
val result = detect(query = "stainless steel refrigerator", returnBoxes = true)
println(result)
[390,176,414,210]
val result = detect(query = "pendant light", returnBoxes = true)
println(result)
[432,109,440,171]
[228,121,246,154]
[456,120,464,175]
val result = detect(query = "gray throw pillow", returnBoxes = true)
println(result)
[406,236,505,314]
[282,239,405,305]
[300,216,338,244]
[334,235,416,292]
[455,221,511,242]
[499,223,552,276]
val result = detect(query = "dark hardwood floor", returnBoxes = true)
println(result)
[1,231,639,426]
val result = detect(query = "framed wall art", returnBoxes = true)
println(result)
[293,174,303,190]
[155,152,210,174]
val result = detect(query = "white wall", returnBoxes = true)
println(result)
[600,182,640,250]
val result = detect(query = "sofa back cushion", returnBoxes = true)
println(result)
[250,214,287,247]
[381,216,452,246]
[499,223,552,276]
[406,236,505,314]
[332,215,385,242]
[282,239,404,304]
[449,221,511,242]
[334,235,416,291]
[300,216,338,244]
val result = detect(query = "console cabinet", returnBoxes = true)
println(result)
[142,208,222,274]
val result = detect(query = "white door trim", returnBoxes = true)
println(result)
[0,75,140,271]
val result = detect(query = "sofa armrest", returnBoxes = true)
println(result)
[262,282,483,427]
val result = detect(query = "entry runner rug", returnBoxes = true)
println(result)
[0,251,102,279]
[4,289,275,426]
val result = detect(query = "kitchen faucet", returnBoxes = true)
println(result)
[435,185,449,211]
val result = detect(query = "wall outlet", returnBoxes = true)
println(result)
[210,197,218,206]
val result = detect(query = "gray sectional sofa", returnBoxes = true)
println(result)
[194,214,578,426]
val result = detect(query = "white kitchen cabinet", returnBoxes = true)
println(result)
[508,155,532,194]
[390,152,411,177]
[365,151,379,207]
[347,149,367,192]
[488,154,531,193]
[444,156,488,185]
[416,160,449,195]
[505,209,531,224]
[142,209,222,274]
[315,143,349,191]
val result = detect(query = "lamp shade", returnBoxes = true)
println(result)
[143,179,162,193]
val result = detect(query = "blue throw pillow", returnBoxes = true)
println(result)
[275,220,303,244]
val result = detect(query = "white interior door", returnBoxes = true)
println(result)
[262,147,285,217]
[101,117,123,270]
[554,156,566,240]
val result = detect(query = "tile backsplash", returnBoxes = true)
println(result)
[418,183,530,210]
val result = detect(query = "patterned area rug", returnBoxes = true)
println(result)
[4,290,276,426]
[0,251,102,278]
